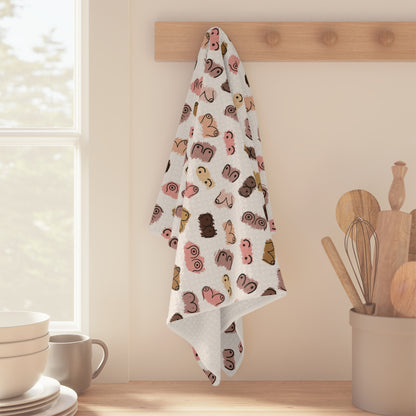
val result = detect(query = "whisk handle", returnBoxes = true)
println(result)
[322,237,366,314]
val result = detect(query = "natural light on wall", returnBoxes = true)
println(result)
[0,0,84,329]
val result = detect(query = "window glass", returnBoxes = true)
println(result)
[0,0,75,128]
[0,146,74,320]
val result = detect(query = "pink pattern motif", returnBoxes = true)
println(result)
[162,182,179,199]
[257,156,265,171]
[223,130,235,155]
[202,286,225,306]
[191,77,203,95]
[209,28,220,51]
[228,55,240,74]
[236,273,258,294]
[162,228,171,239]
[240,239,253,264]
[184,242,205,273]
[182,182,199,198]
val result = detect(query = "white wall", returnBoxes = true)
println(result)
[127,0,416,381]
[89,0,130,381]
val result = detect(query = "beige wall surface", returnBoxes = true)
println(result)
[89,0,131,381]
[130,0,416,381]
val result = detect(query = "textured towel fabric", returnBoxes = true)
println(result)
[149,27,287,385]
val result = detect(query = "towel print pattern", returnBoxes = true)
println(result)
[149,27,286,385]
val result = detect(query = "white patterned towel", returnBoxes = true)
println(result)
[149,27,287,385]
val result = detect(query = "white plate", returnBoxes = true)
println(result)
[61,410,77,416]
[31,386,77,416]
[0,391,60,416]
[0,377,60,409]
[55,402,77,416]
[0,396,59,416]
[0,392,60,415]
[59,405,77,416]
[0,391,60,413]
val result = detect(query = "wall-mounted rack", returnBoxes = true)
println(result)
[155,21,416,61]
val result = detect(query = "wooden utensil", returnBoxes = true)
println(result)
[336,190,381,232]
[321,236,366,314]
[373,161,412,316]
[336,190,380,296]
[390,261,416,317]
[408,209,416,261]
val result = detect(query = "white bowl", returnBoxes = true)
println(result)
[0,333,50,358]
[0,311,49,343]
[0,346,49,399]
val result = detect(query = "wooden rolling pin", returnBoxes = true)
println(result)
[373,161,412,316]
[322,236,366,314]
[408,209,416,261]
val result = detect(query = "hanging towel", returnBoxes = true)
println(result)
[149,26,287,385]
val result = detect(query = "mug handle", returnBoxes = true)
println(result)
[91,339,109,379]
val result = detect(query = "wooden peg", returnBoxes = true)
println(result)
[389,161,407,211]
[378,29,395,47]
[265,31,279,46]
[321,30,338,46]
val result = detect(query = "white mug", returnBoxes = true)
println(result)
[44,334,108,394]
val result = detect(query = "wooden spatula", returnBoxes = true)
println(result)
[336,190,380,297]
[390,261,416,317]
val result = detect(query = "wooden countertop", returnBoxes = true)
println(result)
[77,381,376,415]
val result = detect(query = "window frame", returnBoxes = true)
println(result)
[0,0,89,333]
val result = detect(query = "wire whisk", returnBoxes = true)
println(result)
[344,217,379,307]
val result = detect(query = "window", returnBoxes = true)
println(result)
[0,0,87,331]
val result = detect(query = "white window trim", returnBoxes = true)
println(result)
[0,0,131,381]
[50,0,90,334]
[0,0,89,334]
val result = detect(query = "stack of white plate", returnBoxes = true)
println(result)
[0,376,77,416]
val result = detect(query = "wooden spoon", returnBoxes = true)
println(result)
[390,261,416,317]
[336,190,381,297]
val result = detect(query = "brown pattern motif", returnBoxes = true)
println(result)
[180,104,191,123]
[183,291,199,313]
[198,213,217,238]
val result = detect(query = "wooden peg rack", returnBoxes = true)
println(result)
[155,21,416,61]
